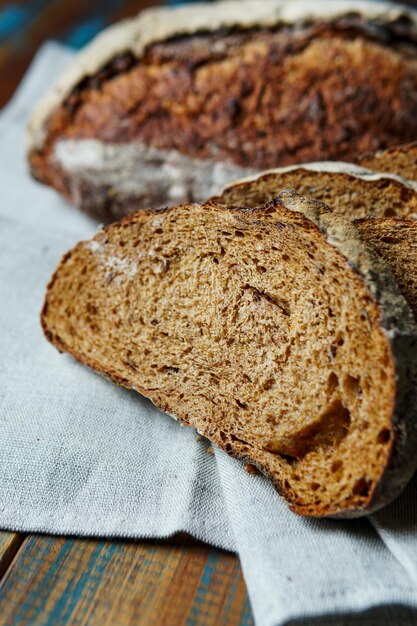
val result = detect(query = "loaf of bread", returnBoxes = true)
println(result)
[41,192,417,517]
[28,0,417,221]
[358,142,417,184]
[214,161,417,219]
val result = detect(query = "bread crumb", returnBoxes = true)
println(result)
[245,463,259,475]
[207,446,214,455]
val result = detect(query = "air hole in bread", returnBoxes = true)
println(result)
[377,428,391,444]
[231,434,251,447]
[344,374,361,397]
[337,335,345,346]
[86,303,98,315]
[352,477,371,497]
[278,454,298,467]
[327,372,339,394]
[331,460,343,472]
[159,365,179,374]
[264,399,351,460]
[263,378,275,391]
[380,236,401,244]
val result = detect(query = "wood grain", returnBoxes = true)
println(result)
[0,532,24,580]
[0,534,253,626]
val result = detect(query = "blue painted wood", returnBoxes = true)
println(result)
[0,535,253,625]
[63,16,108,49]
[0,1,53,43]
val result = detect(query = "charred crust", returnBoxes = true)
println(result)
[27,4,417,218]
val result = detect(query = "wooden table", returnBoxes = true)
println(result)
[0,533,252,625]
[0,1,253,623]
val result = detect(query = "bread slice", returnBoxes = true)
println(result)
[27,0,417,220]
[213,161,417,219]
[216,168,417,318]
[358,142,417,184]
[355,217,417,319]
[41,191,417,518]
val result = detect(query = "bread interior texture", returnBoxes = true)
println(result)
[42,201,396,516]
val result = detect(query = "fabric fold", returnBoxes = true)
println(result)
[214,450,417,626]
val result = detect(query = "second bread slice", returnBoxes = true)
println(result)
[214,161,417,220]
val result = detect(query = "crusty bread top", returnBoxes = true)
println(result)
[219,160,417,193]
[27,0,417,151]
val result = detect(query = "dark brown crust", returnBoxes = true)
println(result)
[41,199,417,517]
[30,15,417,218]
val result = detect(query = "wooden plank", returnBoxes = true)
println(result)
[0,532,24,579]
[0,0,162,108]
[0,534,253,626]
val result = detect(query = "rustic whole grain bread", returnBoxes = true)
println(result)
[28,0,417,221]
[41,191,417,517]
[358,142,417,183]
[214,161,417,219]
[355,217,417,319]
